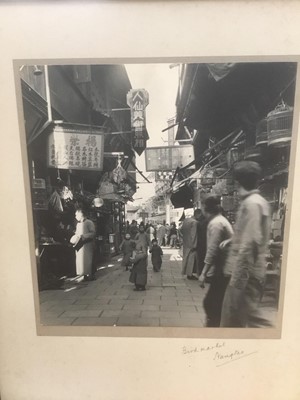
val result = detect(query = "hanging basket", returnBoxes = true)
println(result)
[267,101,293,148]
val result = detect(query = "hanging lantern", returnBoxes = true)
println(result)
[267,101,293,148]
[93,197,104,208]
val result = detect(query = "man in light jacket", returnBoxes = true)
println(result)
[220,161,272,327]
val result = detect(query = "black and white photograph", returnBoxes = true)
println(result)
[3,1,300,400]
[16,60,297,333]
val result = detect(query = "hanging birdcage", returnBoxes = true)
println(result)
[267,101,293,148]
[244,145,262,161]
[256,118,268,146]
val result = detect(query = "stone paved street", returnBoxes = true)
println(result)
[39,247,278,328]
[39,248,209,327]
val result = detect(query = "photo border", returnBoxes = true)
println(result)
[13,55,300,339]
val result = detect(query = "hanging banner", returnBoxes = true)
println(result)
[47,124,105,171]
[145,145,195,171]
[127,89,149,156]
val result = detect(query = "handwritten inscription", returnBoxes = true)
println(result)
[182,342,257,367]
[182,342,226,355]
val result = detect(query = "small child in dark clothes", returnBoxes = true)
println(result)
[149,239,163,272]
[120,233,135,271]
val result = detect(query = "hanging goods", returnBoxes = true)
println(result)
[112,156,127,184]
[256,118,268,146]
[267,101,293,147]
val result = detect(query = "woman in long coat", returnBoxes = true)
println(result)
[71,209,96,278]
[181,214,199,280]
[129,243,148,291]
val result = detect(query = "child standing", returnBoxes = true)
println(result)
[149,239,163,272]
[129,243,148,291]
[120,233,135,271]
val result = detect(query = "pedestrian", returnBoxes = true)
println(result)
[70,208,96,281]
[220,161,272,328]
[129,220,139,240]
[165,223,170,245]
[196,210,208,277]
[198,196,233,327]
[149,238,163,272]
[181,209,203,280]
[120,233,135,271]
[169,222,178,248]
[129,243,148,291]
[157,222,166,246]
[134,224,150,251]
[146,223,156,249]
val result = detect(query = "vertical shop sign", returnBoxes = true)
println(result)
[127,89,149,156]
[47,124,105,170]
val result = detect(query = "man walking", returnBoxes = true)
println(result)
[199,196,233,327]
[220,161,272,327]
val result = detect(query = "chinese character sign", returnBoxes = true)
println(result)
[48,125,104,170]
[127,89,149,155]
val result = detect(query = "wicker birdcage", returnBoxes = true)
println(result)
[244,146,262,161]
[267,101,293,147]
[256,118,268,146]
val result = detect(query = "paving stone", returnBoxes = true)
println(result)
[40,310,65,319]
[160,305,197,312]
[101,310,141,318]
[116,317,159,327]
[40,317,76,326]
[141,311,180,319]
[72,317,117,326]
[48,304,88,311]
[123,305,160,311]
[177,301,198,306]
[61,310,102,318]
[86,304,123,311]
[179,312,202,319]
[120,318,160,327]
[159,299,178,305]
[122,299,144,305]
[39,299,76,307]
[74,298,111,305]
[142,299,163,306]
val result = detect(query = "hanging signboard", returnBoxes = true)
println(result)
[127,89,149,156]
[47,124,105,171]
[145,145,195,172]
